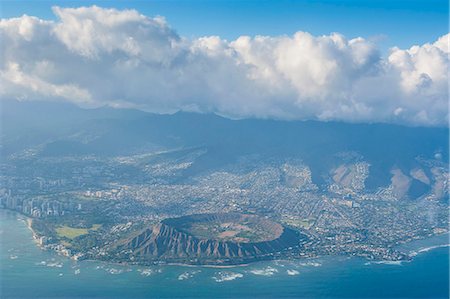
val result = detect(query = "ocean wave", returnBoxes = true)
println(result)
[249,266,278,276]
[109,268,123,275]
[365,260,403,266]
[299,261,322,267]
[35,260,63,268]
[212,271,244,282]
[273,261,286,267]
[138,268,154,276]
[414,244,450,255]
[104,267,132,275]
[46,261,63,268]
[178,270,201,280]
[286,269,300,276]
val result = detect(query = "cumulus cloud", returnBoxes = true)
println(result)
[0,6,448,126]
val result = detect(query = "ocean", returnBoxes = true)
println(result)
[1,209,448,299]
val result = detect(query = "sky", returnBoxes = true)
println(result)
[0,1,449,126]
[2,0,448,50]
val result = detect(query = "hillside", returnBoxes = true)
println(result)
[120,213,305,265]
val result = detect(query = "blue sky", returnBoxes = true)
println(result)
[1,0,448,50]
[1,1,448,125]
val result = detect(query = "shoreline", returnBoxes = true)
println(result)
[2,209,449,299]
[3,208,449,269]
[25,215,44,248]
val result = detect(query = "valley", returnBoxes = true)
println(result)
[0,100,448,265]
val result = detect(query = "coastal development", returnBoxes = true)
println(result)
[1,142,448,265]
[1,1,449,298]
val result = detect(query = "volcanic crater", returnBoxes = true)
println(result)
[124,213,306,265]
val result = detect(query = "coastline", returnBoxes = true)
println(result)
[2,208,449,299]
[26,217,35,238]
[166,262,251,269]
[25,214,45,248]
[4,208,449,269]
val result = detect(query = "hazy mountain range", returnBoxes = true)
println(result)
[1,99,448,199]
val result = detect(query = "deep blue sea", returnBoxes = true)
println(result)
[1,209,449,299]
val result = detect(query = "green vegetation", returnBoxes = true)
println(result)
[184,220,272,243]
[283,217,313,229]
[91,224,102,231]
[56,226,89,239]
[56,224,101,239]
[60,240,72,247]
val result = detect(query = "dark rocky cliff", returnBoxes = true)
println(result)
[123,214,305,264]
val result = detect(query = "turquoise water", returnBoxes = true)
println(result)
[1,209,449,299]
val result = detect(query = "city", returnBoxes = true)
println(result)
[1,142,448,264]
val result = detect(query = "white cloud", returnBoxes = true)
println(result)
[0,62,92,104]
[0,6,448,126]
[52,6,180,62]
